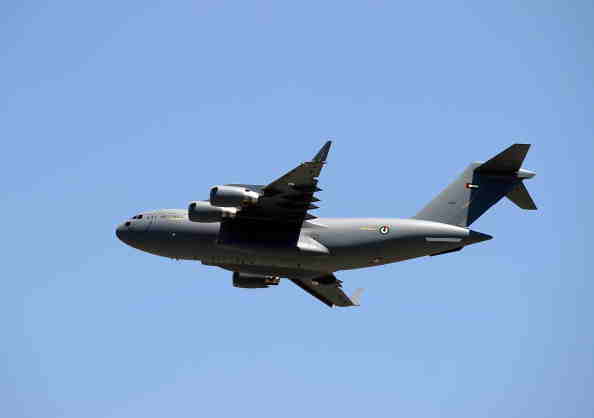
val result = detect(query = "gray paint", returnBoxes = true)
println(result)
[414,144,537,227]
[116,143,536,307]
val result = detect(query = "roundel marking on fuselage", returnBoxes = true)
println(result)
[379,225,390,235]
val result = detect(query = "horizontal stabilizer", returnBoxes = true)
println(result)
[506,182,537,210]
[477,144,530,173]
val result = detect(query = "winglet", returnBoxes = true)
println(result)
[313,140,332,162]
[350,288,364,306]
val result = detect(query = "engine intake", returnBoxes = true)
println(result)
[210,185,260,207]
[233,272,280,288]
[188,201,237,222]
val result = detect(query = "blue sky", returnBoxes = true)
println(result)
[2,1,592,417]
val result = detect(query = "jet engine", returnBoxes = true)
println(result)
[210,185,260,207]
[232,272,280,288]
[188,201,237,222]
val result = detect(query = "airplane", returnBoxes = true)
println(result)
[116,141,537,308]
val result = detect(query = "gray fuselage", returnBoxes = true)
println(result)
[116,209,491,277]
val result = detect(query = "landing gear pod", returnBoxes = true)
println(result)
[232,272,280,288]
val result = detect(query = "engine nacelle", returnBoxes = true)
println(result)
[232,272,280,288]
[188,201,237,222]
[210,185,260,207]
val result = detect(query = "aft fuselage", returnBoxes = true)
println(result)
[116,209,491,276]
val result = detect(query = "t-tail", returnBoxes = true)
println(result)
[414,144,537,227]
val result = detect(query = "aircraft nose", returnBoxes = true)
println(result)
[116,221,132,243]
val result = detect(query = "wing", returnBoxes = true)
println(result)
[219,141,331,245]
[290,274,363,308]
[239,140,330,223]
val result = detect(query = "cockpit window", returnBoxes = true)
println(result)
[131,214,144,220]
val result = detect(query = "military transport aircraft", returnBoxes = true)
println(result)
[116,141,537,308]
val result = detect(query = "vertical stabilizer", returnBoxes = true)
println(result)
[414,144,537,227]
